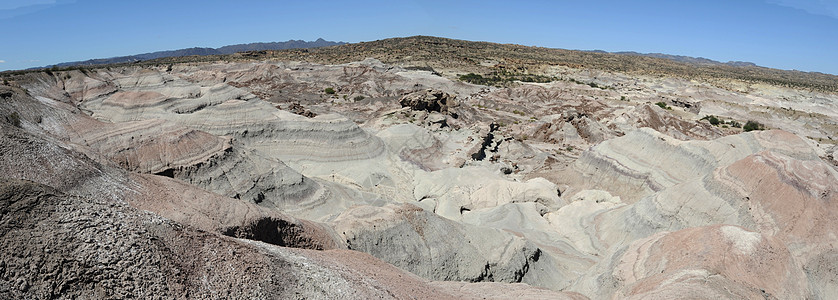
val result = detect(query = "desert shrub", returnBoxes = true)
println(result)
[459,73,488,84]
[353,95,365,101]
[324,87,335,94]
[655,102,668,109]
[7,112,21,127]
[405,66,440,76]
[702,115,720,126]
[460,72,554,86]
[743,120,765,132]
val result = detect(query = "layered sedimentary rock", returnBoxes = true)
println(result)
[3,53,838,299]
[332,203,546,283]
[0,178,473,299]
[558,128,818,202]
[0,121,339,250]
[399,89,457,114]
[578,225,809,299]
[561,128,838,298]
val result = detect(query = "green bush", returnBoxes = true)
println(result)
[743,120,764,132]
[324,87,335,94]
[701,115,720,126]
[460,72,554,86]
[459,73,489,84]
[655,102,672,110]
[353,95,365,101]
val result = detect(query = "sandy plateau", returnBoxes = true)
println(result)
[1,41,838,299]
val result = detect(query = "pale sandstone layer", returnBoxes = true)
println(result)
[2,54,837,299]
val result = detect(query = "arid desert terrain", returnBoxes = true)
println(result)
[2,36,837,299]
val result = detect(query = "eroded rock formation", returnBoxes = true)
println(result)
[2,51,837,299]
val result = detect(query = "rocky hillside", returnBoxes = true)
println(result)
[258,36,838,93]
[50,38,345,68]
[1,36,837,299]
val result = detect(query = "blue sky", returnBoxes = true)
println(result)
[1,0,837,75]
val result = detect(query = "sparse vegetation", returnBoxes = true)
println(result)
[569,78,607,89]
[405,66,441,76]
[324,87,335,94]
[459,73,492,85]
[5,36,836,94]
[256,36,838,93]
[655,102,672,110]
[459,72,556,86]
[743,120,765,132]
[7,112,21,127]
[353,95,365,101]
[701,115,721,126]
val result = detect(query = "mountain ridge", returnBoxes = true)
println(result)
[49,38,345,68]
[8,36,838,93]
[607,51,758,67]
[253,35,838,92]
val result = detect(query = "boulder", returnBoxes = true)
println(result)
[399,89,456,114]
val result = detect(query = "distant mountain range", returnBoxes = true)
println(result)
[50,38,345,68]
[587,50,757,67]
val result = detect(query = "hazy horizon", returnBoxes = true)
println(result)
[2,0,837,75]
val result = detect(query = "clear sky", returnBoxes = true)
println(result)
[1,0,837,74]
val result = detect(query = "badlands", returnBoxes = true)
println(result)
[1,36,837,299]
